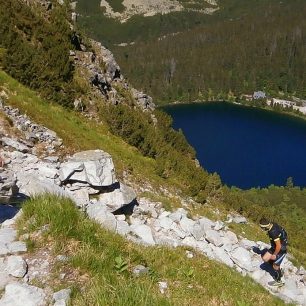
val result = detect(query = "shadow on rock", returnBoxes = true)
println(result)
[112,199,139,216]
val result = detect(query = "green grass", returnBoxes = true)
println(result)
[17,194,287,306]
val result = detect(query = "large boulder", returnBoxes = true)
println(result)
[59,150,117,187]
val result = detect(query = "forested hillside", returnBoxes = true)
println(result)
[77,0,306,104]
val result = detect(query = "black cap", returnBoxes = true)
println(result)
[259,217,270,228]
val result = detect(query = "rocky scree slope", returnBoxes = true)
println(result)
[0,100,306,305]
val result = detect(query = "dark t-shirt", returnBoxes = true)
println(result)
[268,223,287,252]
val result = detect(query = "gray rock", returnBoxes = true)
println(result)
[17,174,68,198]
[297,266,306,276]
[213,248,234,268]
[86,203,117,231]
[158,281,168,294]
[0,170,18,200]
[116,220,130,236]
[205,229,223,247]
[198,217,214,231]
[7,241,27,254]
[0,228,17,244]
[130,224,155,245]
[250,269,266,282]
[0,258,11,290]
[5,255,27,278]
[179,217,195,236]
[181,236,198,249]
[1,137,30,153]
[230,247,253,272]
[98,183,136,210]
[223,231,238,245]
[214,221,224,231]
[59,150,117,187]
[53,288,71,303]
[0,282,46,306]
[232,216,247,224]
[132,264,149,276]
[158,217,173,231]
[239,239,256,250]
[191,222,205,240]
[168,208,187,222]
[0,243,10,256]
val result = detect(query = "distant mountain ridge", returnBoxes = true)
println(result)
[99,0,219,22]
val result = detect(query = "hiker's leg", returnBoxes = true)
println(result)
[272,253,286,281]
[262,250,273,262]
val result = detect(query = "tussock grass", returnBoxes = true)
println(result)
[18,195,287,305]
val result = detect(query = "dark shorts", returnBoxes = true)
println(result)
[268,249,287,266]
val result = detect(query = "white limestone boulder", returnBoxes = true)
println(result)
[0,282,46,306]
[230,247,254,272]
[86,203,117,231]
[59,150,117,187]
[7,241,27,254]
[179,217,195,236]
[205,229,223,247]
[5,255,27,278]
[130,224,155,245]
[222,231,239,245]
[213,247,234,268]
[198,217,215,232]
[116,220,130,236]
[191,222,206,240]
[0,228,17,244]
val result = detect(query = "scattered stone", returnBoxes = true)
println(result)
[205,229,223,247]
[130,224,155,245]
[132,265,149,276]
[0,282,46,306]
[230,247,253,272]
[158,281,168,294]
[186,250,194,259]
[53,288,71,305]
[5,256,27,278]
[7,241,27,254]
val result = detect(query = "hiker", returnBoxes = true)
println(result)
[259,218,288,286]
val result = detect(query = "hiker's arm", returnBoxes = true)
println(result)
[271,239,281,259]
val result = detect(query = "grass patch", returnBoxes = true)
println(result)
[17,194,287,305]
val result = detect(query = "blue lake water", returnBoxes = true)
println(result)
[163,102,306,189]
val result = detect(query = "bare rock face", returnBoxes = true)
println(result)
[59,150,117,187]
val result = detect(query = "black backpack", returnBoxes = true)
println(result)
[280,228,288,250]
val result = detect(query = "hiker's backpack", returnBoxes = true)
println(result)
[280,228,288,250]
